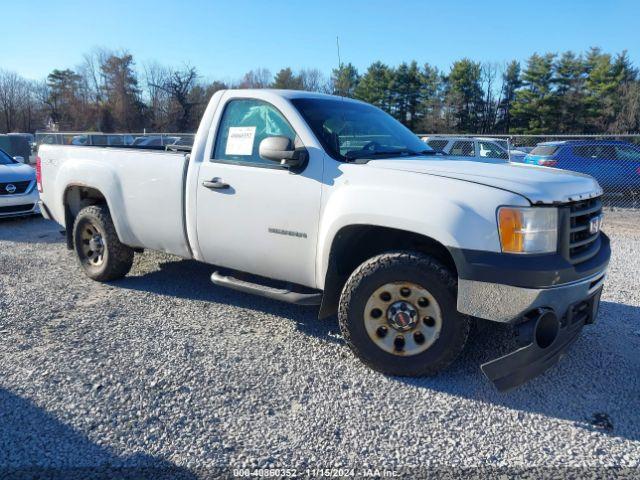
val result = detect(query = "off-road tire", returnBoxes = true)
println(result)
[73,205,134,281]
[338,251,470,376]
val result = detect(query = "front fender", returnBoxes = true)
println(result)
[315,165,530,289]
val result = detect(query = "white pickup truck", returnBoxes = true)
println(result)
[37,89,610,390]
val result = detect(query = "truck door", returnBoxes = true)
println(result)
[195,97,322,288]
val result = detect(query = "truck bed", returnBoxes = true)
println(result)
[39,145,192,259]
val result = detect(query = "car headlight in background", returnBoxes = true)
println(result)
[497,206,558,254]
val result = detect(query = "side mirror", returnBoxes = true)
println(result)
[259,136,307,168]
[13,156,25,164]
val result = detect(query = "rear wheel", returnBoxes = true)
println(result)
[73,205,134,281]
[338,251,470,376]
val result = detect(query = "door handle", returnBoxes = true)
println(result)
[202,178,230,189]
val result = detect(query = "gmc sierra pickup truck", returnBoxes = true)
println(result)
[37,90,610,390]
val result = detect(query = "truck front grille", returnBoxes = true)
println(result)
[0,181,31,195]
[565,197,602,265]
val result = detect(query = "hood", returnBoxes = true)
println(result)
[0,163,36,183]
[366,157,602,204]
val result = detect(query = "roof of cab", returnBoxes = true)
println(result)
[221,88,364,102]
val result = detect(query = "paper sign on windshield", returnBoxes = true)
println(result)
[225,126,256,156]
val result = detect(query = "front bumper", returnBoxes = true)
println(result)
[457,269,607,324]
[481,287,603,391]
[455,233,610,323]
[0,185,40,218]
[452,233,610,391]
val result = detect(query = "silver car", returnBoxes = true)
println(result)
[0,148,39,218]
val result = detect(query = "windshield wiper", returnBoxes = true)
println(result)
[344,148,442,162]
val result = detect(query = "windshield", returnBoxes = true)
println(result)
[0,148,17,165]
[290,98,436,161]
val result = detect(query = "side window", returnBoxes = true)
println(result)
[427,140,449,151]
[479,141,509,160]
[450,141,474,157]
[616,146,640,161]
[212,99,296,167]
[573,145,615,159]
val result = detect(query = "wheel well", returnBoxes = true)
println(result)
[63,185,107,249]
[318,225,458,319]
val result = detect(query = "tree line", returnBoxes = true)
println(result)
[0,47,638,135]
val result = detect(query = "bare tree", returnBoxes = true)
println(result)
[151,66,199,131]
[143,61,171,130]
[238,68,272,88]
[299,68,329,92]
[480,62,499,133]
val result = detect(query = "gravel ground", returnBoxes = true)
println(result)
[0,213,639,478]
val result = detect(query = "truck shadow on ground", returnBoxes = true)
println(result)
[116,256,640,443]
[0,388,196,479]
[116,257,342,345]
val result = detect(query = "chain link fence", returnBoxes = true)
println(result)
[34,131,640,209]
[34,132,195,150]
[420,134,640,209]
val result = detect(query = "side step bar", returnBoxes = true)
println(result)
[211,271,322,306]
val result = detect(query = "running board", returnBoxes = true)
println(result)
[210,271,322,305]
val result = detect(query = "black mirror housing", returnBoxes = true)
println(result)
[259,136,307,168]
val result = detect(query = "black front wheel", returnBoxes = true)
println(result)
[73,205,134,281]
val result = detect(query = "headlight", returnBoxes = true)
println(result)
[497,206,558,254]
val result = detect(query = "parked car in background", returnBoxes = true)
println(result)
[422,136,510,163]
[522,140,640,193]
[132,135,181,147]
[0,134,31,165]
[8,133,35,156]
[476,137,529,162]
[0,147,39,218]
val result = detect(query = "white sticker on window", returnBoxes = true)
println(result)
[225,126,256,156]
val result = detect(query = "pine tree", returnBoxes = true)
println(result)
[354,61,393,110]
[511,53,557,133]
[445,59,484,132]
[554,51,587,133]
[331,63,360,97]
[271,68,303,90]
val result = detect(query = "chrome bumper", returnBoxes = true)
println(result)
[457,270,607,324]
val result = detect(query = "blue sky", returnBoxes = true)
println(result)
[3,0,639,82]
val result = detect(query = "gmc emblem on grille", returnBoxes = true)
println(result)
[5,184,16,194]
[589,215,603,235]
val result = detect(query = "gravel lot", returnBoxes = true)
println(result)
[0,213,639,478]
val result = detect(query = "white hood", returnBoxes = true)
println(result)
[367,158,603,204]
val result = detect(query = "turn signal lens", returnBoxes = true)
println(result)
[498,207,558,254]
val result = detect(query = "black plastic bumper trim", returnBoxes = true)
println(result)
[449,233,610,289]
[481,287,602,391]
